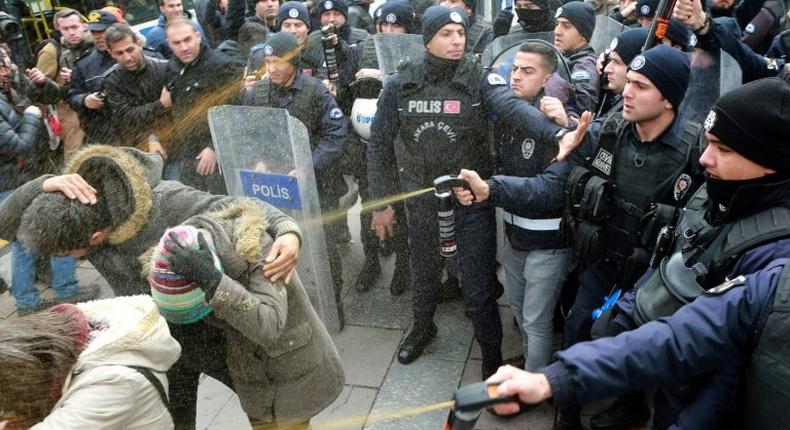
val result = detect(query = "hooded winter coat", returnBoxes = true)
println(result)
[0,145,302,297]
[141,200,345,422]
[31,295,181,430]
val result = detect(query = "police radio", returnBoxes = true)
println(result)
[321,25,340,82]
[444,381,520,429]
[433,175,474,258]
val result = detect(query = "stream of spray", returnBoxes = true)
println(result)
[303,187,435,228]
[251,400,455,430]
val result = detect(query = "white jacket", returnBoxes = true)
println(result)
[32,296,182,430]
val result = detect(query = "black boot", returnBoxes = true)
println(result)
[389,252,410,296]
[589,393,650,430]
[480,344,503,380]
[353,253,381,293]
[397,322,437,364]
[554,405,583,430]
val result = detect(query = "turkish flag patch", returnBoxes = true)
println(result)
[443,100,461,114]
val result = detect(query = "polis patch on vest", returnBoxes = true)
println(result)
[591,148,613,175]
[407,100,462,114]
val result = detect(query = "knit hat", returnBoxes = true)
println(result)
[148,226,223,325]
[421,6,468,45]
[277,1,311,30]
[608,27,648,65]
[317,0,349,19]
[554,1,596,42]
[252,31,300,66]
[462,0,477,12]
[376,0,415,33]
[628,44,690,110]
[665,18,694,51]
[636,0,658,18]
[703,78,790,173]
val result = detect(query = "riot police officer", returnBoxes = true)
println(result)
[557,45,704,429]
[437,0,494,55]
[366,6,565,378]
[489,77,790,430]
[553,2,601,116]
[244,31,349,328]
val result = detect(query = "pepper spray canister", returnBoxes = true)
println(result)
[443,382,519,430]
[433,175,475,258]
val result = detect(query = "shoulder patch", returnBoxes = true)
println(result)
[745,23,755,34]
[329,107,343,119]
[705,275,747,295]
[487,72,506,86]
[673,173,692,201]
[571,70,591,82]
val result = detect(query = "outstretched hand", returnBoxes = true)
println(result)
[454,169,489,206]
[486,365,554,416]
[557,110,592,161]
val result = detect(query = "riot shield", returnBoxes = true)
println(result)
[481,31,554,65]
[680,49,742,124]
[589,15,627,55]
[208,106,341,332]
[373,33,425,75]
[485,38,572,84]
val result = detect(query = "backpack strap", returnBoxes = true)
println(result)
[127,365,169,408]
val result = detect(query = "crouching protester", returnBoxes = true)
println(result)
[0,145,307,428]
[486,78,790,429]
[0,296,181,429]
[142,202,344,430]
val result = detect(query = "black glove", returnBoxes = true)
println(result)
[493,7,514,38]
[166,231,223,299]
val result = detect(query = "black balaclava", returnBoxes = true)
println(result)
[516,0,553,32]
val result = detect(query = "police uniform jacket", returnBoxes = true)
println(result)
[367,54,564,200]
[696,16,786,83]
[244,71,347,201]
[541,238,790,429]
[67,48,117,144]
[104,55,172,147]
[565,44,601,115]
[492,90,569,251]
[466,15,495,55]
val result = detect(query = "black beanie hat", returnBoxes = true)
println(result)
[376,0,416,33]
[608,27,648,65]
[246,32,301,73]
[704,78,790,173]
[636,0,658,18]
[277,1,311,30]
[554,1,596,42]
[628,44,690,110]
[421,6,468,45]
[317,0,349,20]
[665,18,694,51]
[462,0,477,13]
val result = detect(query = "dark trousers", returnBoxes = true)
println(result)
[168,320,236,430]
[563,260,620,348]
[405,192,502,351]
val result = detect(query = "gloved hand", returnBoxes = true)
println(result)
[166,231,223,299]
[493,7,514,38]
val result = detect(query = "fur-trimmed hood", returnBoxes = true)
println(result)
[140,199,271,278]
[64,145,164,245]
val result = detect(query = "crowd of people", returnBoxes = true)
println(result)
[0,0,788,427]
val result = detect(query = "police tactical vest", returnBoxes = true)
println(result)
[745,263,790,429]
[253,76,322,151]
[395,55,491,184]
[348,27,369,44]
[589,114,701,260]
[633,185,790,325]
